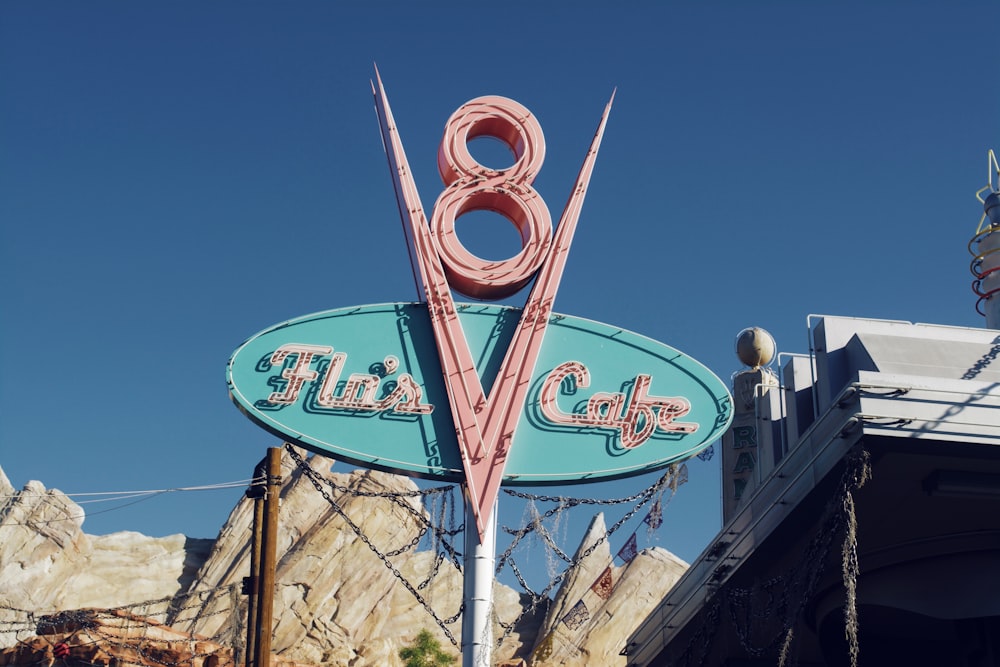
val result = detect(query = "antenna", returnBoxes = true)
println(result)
[974,149,1000,233]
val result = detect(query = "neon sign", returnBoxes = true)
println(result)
[539,361,698,448]
[227,77,733,539]
[228,305,731,480]
[372,75,620,537]
[265,344,434,414]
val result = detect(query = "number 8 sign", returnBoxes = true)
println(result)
[374,71,614,540]
[432,96,552,299]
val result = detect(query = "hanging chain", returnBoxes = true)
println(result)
[284,445,461,646]
[841,448,870,667]
[501,469,681,504]
[497,465,683,573]
[506,559,538,598]
[677,598,722,667]
[285,445,463,560]
[283,448,694,652]
[495,465,683,647]
[683,447,871,665]
[496,465,683,574]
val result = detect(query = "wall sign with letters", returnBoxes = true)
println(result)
[228,302,732,482]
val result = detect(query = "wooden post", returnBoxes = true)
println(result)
[254,447,282,667]
[244,457,267,667]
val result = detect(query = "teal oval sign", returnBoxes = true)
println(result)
[227,303,732,484]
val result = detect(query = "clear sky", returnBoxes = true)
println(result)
[2,1,998,577]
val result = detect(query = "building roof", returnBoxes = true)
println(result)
[625,316,1000,666]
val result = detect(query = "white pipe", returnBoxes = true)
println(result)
[462,491,496,667]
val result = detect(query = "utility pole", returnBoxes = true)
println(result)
[248,447,282,667]
[243,457,267,667]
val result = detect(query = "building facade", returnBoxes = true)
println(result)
[625,316,1000,666]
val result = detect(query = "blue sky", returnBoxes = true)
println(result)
[2,1,998,578]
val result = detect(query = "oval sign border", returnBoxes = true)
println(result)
[227,302,733,484]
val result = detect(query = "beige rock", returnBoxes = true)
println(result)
[537,513,614,643]
[526,509,688,667]
[0,473,211,648]
[0,454,689,666]
[531,546,687,666]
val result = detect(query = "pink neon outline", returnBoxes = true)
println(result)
[314,351,434,415]
[472,93,615,532]
[374,70,613,540]
[374,374,435,414]
[267,344,333,404]
[373,70,490,471]
[315,352,347,406]
[538,361,699,448]
[431,96,552,299]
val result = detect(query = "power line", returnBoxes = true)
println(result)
[1,478,257,501]
[0,478,258,527]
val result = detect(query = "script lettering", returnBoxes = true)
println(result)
[268,344,334,404]
[539,360,698,448]
[267,345,433,415]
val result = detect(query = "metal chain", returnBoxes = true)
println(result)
[496,465,681,576]
[417,551,447,591]
[501,470,679,504]
[435,488,464,572]
[696,447,871,664]
[285,446,461,646]
[384,525,430,558]
[443,603,465,626]
[678,598,722,667]
[508,507,573,571]
[87,625,229,666]
[494,466,682,647]
[289,455,453,499]
[285,445,464,550]
[507,558,540,601]
[841,449,870,667]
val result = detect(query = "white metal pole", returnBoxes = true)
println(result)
[462,491,496,667]
[977,192,1000,328]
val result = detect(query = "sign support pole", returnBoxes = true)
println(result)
[461,493,496,667]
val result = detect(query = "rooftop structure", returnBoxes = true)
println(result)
[625,315,1000,665]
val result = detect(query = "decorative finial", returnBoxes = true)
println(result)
[736,327,776,369]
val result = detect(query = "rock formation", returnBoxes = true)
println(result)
[0,466,213,618]
[528,514,688,666]
[0,452,688,666]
